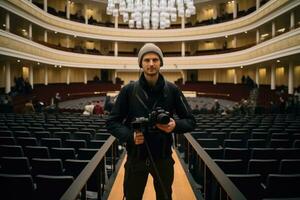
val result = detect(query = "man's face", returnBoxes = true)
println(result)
[141,53,161,77]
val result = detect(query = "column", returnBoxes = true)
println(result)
[66,0,70,19]
[233,0,237,19]
[181,17,185,29]
[115,15,118,28]
[180,70,186,84]
[44,66,48,85]
[272,21,276,38]
[5,12,10,32]
[290,12,295,30]
[233,69,237,84]
[84,69,87,84]
[29,23,32,40]
[66,36,70,48]
[114,41,118,57]
[29,65,34,89]
[66,68,70,85]
[5,62,11,94]
[256,0,260,10]
[112,69,117,84]
[43,0,47,12]
[44,30,48,43]
[288,62,294,95]
[255,66,259,88]
[271,64,276,90]
[84,5,88,24]
[256,29,260,44]
[181,42,185,57]
[213,70,217,85]
[232,36,237,48]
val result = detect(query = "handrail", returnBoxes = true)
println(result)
[184,133,247,200]
[60,136,116,200]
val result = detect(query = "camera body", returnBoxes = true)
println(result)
[132,107,170,131]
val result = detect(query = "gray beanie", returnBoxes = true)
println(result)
[138,43,163,68]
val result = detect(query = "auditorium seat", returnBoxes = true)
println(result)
[279,159,300,174]
[270,139,291,148]
[24,146,50,160]
[35,175,74,200]
[197,138,220,148]
[64,159,89,178]
[214,159,247,174]
[16,137,38,147]
[0,130,13,137]
[0,145,24,157]
[13,131,31,137]
[223,139,244,148]
[0,136,16,145]
[31,158,64,176]
[77,148,99,160]
[293,140,300,148]
[95,132,111,140]
[0,156,31,174]
[40,138,62,148]
[224,148,249,161]
[228,174,264,200]
[0,174,35,200]
[247,159,279,182]
[276,148,300,159]
[247,139,267,148]
[211,132,227,144]
[265,174,300,198]
[250,148,277,159]
[32,131,51,141]
[53,131,71,141]
[72,131,92,141]
[89,139,106,148]
[251,132,269,140]
[203,147,224,159]
[50,147,76,161]
[64,139,87,152]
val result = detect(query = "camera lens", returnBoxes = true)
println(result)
[157,113,170,124]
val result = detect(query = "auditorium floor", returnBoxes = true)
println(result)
[108,149,197,200]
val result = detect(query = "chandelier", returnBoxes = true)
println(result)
[106,0,196,29]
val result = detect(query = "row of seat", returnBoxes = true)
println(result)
[196,137,300,149]
[0,173,74,200]
[0,144,101,161]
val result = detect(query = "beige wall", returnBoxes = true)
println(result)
[117,72,139,85]
[160,72,182,83]
[198,69,213,81]
[295,65,300,88]
[238,0,256,11]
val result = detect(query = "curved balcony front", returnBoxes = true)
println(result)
[1,28,300,70]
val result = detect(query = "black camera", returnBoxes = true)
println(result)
[131,107,170,131]
[149,107,170,125]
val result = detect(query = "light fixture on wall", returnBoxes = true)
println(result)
[106,0,196,29]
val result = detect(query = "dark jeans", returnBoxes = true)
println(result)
[123,156,175,200]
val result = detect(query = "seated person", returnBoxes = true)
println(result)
[83,102,94,116]
[93,101,104,115]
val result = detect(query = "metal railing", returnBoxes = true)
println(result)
[183,133,247,200]
[60,136,118,200]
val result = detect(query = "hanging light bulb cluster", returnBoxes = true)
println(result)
[106,0,196,29]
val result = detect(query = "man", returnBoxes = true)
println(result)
[106,43,196,200]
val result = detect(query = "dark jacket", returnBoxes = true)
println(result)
[106,73,196,159]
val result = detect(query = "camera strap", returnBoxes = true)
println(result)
[131,80,170,113]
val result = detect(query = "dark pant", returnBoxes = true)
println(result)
[123,156,175,200]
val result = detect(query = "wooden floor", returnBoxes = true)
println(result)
[108,149,196,200]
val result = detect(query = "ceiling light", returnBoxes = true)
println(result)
[106,0,196,29]
[277,59,280,63]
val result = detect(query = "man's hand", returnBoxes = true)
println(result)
[156,118,176,133]
[134,131,144,145]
